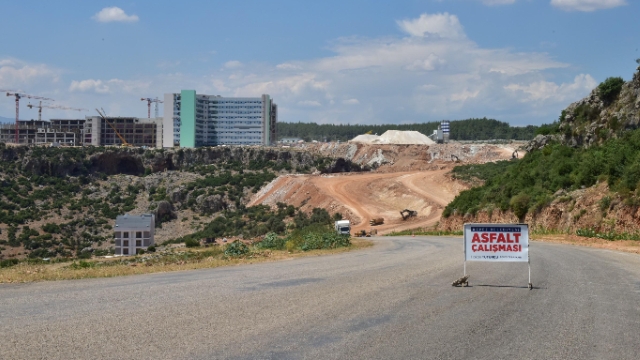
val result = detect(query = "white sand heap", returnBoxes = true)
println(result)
[351,130,435,145]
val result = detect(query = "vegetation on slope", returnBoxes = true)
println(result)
[443,129,640,221]
[278,118,538,142]
[0,145,352,260]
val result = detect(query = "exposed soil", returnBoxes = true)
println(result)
[250,142,520,234]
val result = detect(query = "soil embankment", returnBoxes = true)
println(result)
[250,142,519,234]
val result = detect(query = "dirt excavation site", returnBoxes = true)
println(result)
[250,140,521,234]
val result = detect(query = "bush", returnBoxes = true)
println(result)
[598,77,625,103]
[259,232,285,249]
[147,245,156,252]
[510,193,531,222]
[0,259,19,268]
[224,240,249,257]
[185,238,200,248]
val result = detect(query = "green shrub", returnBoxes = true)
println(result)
[0,259,19,268]
[510,193,531,222]
[259,232,285,249]
[224,240,249,257]
[185,238,200,248]
[147,245,156,252]
[598,77,625,103]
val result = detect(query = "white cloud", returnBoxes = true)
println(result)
[550,0,627,11]
[297,100,322,107]
[69,78,149,94]
[0,58,60,89]
[397,13,465,39]
[343,99,360,105]
[224,60,243,69]
[69,79,110,93]
[92,7,139,23]
[505,74,597,103]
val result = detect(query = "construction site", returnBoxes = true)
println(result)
[250,129,522,236]
[0,91,165,147]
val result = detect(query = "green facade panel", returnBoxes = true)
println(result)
[179,90,196,148]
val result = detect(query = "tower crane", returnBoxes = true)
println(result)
[27,101,87,121]
[1,90,54,143]
[95,108,132,147]
[140,97,163,118]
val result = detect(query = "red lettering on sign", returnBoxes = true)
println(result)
[490,233,497,243]
[506,233,513,243]
[481,233,489,243]
[497,233,506,243]
[472,233,481,243]
[513,233,521,243]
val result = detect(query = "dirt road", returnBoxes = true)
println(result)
[249,142,519,235]
[250,168,468,234]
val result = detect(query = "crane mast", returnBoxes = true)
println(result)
[1,90,53,143]
[140,97,163,118]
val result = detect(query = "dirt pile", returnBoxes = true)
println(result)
[351,130,435,145]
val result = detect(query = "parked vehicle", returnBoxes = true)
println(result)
[334,220,351,235]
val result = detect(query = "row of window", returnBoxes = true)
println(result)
[115,231,151,239]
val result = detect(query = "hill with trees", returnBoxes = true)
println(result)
[0,145,362,261]
[440,63,640,238]
[277,118,539,142]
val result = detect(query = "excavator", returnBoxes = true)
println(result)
[95,108,133,147]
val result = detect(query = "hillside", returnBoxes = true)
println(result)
[0,145,366,260]
[440,65,640,238]
[278,118,539,142]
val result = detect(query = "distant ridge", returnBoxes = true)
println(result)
[0,116,15,123]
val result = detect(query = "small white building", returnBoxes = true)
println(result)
[114,214,155,256]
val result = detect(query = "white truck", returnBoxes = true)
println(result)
[334,220,351,235]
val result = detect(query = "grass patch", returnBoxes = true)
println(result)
[0,239,372,284]
[386,228,463,236]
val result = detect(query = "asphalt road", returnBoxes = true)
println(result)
[1,236,640,359]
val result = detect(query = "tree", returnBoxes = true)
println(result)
[598,77,625,103]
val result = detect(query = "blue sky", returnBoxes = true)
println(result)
[0,0,638,126]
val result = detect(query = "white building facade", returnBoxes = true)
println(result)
[163,91,277,148]
[114,214,155,256]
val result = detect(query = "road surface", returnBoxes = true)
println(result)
[1,236,640,359]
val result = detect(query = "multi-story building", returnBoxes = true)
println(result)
[84,116,163,147]
[0,120,77,145]
[163,91,277,148]
[114,214,155,256]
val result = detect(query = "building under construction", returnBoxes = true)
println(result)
[0,120,77,145]
[84,116,163,147]
[0,117,163,148]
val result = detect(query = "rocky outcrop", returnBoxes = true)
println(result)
[439,182,640,234]
[528,67,640,150]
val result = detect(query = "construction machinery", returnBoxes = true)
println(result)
[95,108,133,147]
[400,209,418,220]
[353,229,378,237]
[27,101,86,121]
[140,97,163,118]
[1,90,54,143]
[369,218,384,226]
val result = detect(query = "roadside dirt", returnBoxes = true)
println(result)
[250,142,520,235]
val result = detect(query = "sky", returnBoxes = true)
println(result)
[0,0,638,126]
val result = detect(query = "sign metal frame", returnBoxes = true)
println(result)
[463,223,532,289]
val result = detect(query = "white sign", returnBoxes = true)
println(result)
[464,224,529,262]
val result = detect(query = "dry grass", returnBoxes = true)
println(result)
[532,234,640,255]
[0,238,373,284]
